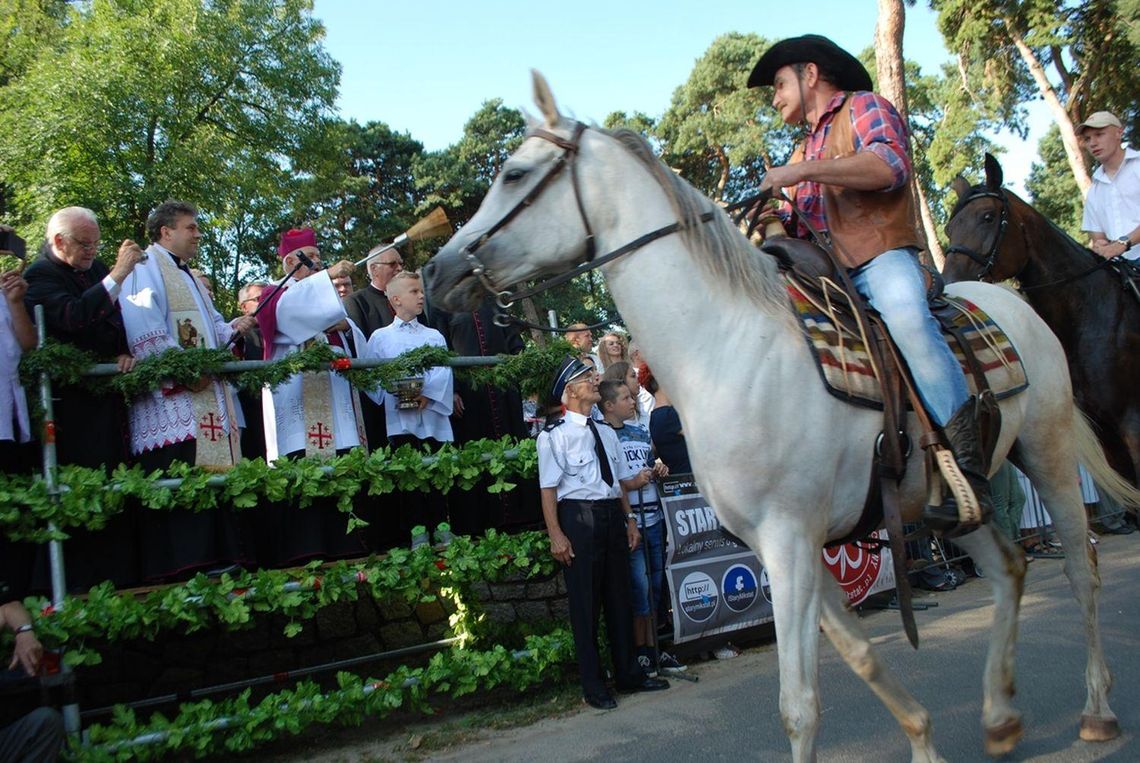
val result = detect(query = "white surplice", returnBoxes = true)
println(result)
[119,244,238,455]
[262,270,367,459]
[364,318,453,441]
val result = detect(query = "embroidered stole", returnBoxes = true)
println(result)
[155,252,240,470]
[299,330,368,458]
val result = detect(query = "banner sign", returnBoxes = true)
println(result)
[660,476,772,643]
[660,476,895,643]
[822,529,896,606]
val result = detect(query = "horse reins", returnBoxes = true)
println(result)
[947,189,1113,291]
[460,121,716,331]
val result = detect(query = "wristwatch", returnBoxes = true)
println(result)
[625,512,636,522]
[1117,236,1133,251]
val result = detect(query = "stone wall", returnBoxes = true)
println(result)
[74,572,568,712]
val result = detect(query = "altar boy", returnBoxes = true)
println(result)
[363,271,453,547]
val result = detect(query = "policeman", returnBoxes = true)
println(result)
[538,356,669,710]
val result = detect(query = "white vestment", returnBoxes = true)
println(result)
[120,244,239,457]
[262,270,367,459]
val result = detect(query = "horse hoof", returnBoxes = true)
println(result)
[1079,714,1120,742]
[984,717,1023,757]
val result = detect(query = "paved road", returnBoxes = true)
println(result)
[434,536,1140,762]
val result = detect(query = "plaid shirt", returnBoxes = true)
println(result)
[780,91,911,239]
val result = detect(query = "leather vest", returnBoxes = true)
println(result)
[793,96,923,268]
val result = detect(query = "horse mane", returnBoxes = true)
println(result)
[598,126,791,317]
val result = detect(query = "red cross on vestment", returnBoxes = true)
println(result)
[308,422,333,449]
[199,412,224,442]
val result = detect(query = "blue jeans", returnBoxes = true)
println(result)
[849,249,969,426]
[628,516,665,617]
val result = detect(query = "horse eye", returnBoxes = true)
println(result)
[982,212,995,223]
[503,168,527,184]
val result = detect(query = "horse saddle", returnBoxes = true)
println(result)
[761,237,1029,411]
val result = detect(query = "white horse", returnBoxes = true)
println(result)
[424,72,1136,762]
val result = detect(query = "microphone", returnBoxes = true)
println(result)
[296,251,322,272]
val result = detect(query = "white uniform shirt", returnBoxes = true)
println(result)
[1082,147,1140,260]
[364,318,454,441]
[537,409,631,501]
[0,300,31,443]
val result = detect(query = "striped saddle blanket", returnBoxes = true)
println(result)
[785,276,1028,410]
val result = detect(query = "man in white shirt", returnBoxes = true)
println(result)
[364,271,453,548]
[537,356,668,709]
[1078,111,1139,261]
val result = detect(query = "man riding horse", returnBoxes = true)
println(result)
[751,35,990,535]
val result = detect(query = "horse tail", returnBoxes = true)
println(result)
[1072,404,1140,510]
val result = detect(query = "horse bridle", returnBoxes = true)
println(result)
[460,120,715,329]
[944,190,1010,281]
[945,187,1113,291]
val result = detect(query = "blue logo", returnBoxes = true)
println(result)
[721,564,758,613]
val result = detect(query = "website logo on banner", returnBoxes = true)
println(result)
[823,531,885,605]
[721,564,758,613]
[679,571,718,623]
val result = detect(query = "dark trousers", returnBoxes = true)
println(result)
[558,498,641,697]
[0,707,64,763]
[136,439,245,581]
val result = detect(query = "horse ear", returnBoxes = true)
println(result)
[984,153,1004,190]
[951,175,971,201]
[531,69,561,127]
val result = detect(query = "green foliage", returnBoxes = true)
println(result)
[412,99,526,254]
[656,32,795,202]
[75,629,574,761]
[1026,125,1084,238]
[0,0,340,293]
[0,435,537,542]
[11,527,558,666]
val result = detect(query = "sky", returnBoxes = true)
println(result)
[311,0,1047,193]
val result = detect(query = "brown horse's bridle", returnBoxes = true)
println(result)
[461,121,715,328]
[944,189,1010,281]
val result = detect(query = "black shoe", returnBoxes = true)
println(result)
[1102,522,1135,535]
[584,692,617,710]
[616,676,670,693]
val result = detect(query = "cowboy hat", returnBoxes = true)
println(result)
[748,34,873,93]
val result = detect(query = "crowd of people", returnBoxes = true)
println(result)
[0,203,544,603]
[0,30,1134,744]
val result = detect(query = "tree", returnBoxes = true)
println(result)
[934,0,1139,194]
[656,32,796,203]
[0,0,340,291]
[412,99,526,251]
[301,119,425,260]
[1025,125,1083,239]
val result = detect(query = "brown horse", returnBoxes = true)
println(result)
[942,153,1140,486]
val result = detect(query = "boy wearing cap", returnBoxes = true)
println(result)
[538,357,668,710]
[1077,111,1139,261]
[749,34,990,536]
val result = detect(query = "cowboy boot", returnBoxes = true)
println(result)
[923,396,995,537]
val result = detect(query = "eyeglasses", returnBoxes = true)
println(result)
[64,234,100,252]
[377,260,403,268]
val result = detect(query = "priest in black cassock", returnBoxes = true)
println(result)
[24,207,145,590]
[342,245,402,450]
[430,297,542,534]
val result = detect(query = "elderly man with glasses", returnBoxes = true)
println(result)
[24,206,146,589]
[341,243,404,453]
